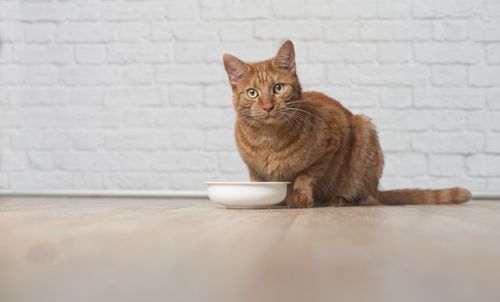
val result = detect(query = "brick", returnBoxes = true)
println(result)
[170,172,214,190]
[469,66,500,87]
[104,88,163,107]
[379,87,413,108]
[324,22,358,42]
[122,66,154,86]
[369,109,431,131]
[486,44,500,64]
[11,88,68,106]
[169,85,203,107]
[0,151,28,171]
[12,130,72,150]
[56,22,114,42]
[486,0,500,16]
[201,1,271,20]
[377,43,412,63]
[75,45,106,64]
[152,151,217,172]
[156,65,224,84]
[27,151,54,170]
[206,129,237,151]
[326,87,377,108]
[54,152,120,172]
[73,131,104,151]
[470,19,500,41]
[218,152,246,172]
[255,21,322,40]
[414,87,485,109]
[485,134,500,153]
[308,43,377,63]
[486,90,500,109]
[379,177,413,189]
[157,108,223,129]
[58,108,122,128]
[172,23,218,41]
[219,22,253,41]
[325,64,358,85]
[466,111,490,131]
[118,22,150,42]
[151,22,174,41]
[431,110,465,131]
[101,3,165,21]
[429,155,464,176]
[413,0,481,17]
[204,42,274,63]
[360,21,432,41]
[9,172,72,189]
[383,153,427,176]
[433,20,468,41]
[23,23,55,42]
[104,173,170,190]
[73,173,103,189]
[167,0,199,20]
[272,0,305,18]
[105,130,171,150]
[61,67,120,86]
[431,65,467,86]
[205,85,232,107]
[0,66,26,85]
[107,44,171,64]
[26,66,58,85]
[306,0,376,19]
[17,108,60,127]
[124,109,156,127]
[359,66,428,85]
[70,2,100,20]
[174,43,205,62]
[13,45,73,64]
[412,132,484,154]
[415,43,482,63]
[7,3,71,21]
[68,88,103,107]
[171,130,205,149]
[466,155,500,176]
[298,64,324,85]
[378,131,411,151]
[377,0,411,19]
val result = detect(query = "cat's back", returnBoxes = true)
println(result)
[302,91,352,123]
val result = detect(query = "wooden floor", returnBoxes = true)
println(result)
[1,197,500,302]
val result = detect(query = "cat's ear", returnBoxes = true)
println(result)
[273,40,296,73]
[223,54,248,86]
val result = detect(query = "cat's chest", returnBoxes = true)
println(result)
[237,134,311,180]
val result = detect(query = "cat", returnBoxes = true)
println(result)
[222,40,471,208]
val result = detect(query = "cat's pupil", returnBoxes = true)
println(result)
[274,84,283,93]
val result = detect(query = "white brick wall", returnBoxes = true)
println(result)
[0,0,499,192]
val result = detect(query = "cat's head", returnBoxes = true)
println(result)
[223,40,302,126]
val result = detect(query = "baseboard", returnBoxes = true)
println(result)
[0,190,497,200]
[0,190,208,198]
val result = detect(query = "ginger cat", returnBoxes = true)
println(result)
[223,40,471,208]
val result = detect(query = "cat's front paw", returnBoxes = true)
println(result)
[287,190,314,208]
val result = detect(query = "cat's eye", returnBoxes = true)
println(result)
[247,88,258,99]
[273,83,284,94]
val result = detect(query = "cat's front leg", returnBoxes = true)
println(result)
[287,174,315,208]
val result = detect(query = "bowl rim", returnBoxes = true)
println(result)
[205,181,290,185]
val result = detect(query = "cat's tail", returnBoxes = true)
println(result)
[378,187,471,205]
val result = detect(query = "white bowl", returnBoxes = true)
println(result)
[205,182,289,209]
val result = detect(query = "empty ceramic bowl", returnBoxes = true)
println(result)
[205,182,289,209]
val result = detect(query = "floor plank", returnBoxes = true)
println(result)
[1,197,499,302]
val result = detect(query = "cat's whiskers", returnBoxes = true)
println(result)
[285,106,323,121]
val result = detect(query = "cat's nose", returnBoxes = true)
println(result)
[263,104,274,113]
